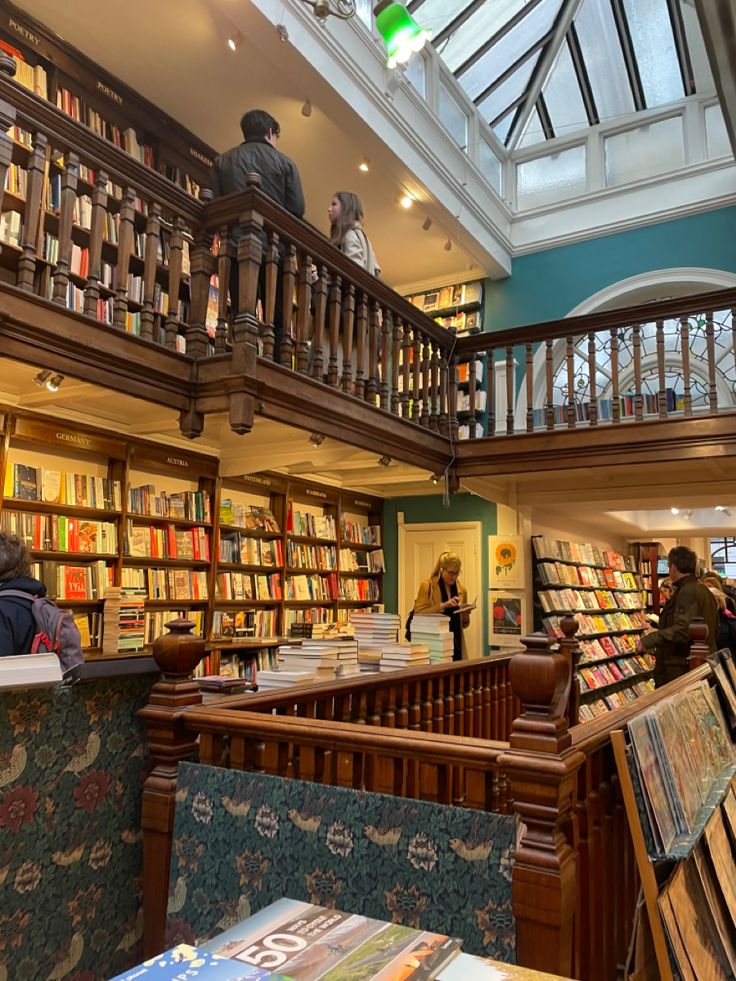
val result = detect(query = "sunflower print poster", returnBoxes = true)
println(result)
[488,536,525,589]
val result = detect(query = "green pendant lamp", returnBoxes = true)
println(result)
[373,1,431,69]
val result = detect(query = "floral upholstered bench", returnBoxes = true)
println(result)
[165,762,517,962]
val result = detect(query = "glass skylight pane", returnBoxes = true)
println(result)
[705,105,732,160]
[355,0,372,28]
[575,0,635,121]
[412,0,473,37]
[439,82,469,148]
[458,0,562,100]
[517,144,586,208]
[479,139,503,194]
[518,107,546,148]
[404,53,427,98]
[477,58,536,128]
[680,1,714,93]
[494,111,516,144]
[604,116,684,185]
[439,0,535,73]
[622,0,683,107]
[543,40,588,138]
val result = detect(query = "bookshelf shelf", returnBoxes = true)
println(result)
[286,534,338,545]
[3,499,120,519]
[127,513,212,529]
[56,599,103,608]
[219,526,281,540]
[143,599,209,608]
[29,549,117,561]
[213,599,281,608]
[339,541,383,551]
[123,556,210,568]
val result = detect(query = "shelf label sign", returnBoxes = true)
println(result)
[189,147,213,168]
[9,20,41,46]
[96,81,123,105]
[165,456,190,468]
[306,489,327,500]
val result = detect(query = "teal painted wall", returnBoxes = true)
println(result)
[485,205,736,330]
[383,493,497,653]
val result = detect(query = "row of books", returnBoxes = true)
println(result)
[144,609,204,646]
[31,559,111,600]
[128,485,211,522]
[286,542,337,570]
[578,654,654,691]
[538,587,644,614]
[578,680,655,719]
[457,390,487,413]
[408,280,482,313]
[55,86,155,164]
[456,359,484,385]
[4,46,48,98]
[126,523,210,561]
[1,511,118,554]
[211,608,277,639]
[287,508,336,539]
[533,536,635,569]
[543,612,646,637]
[219,500,280,532]
[578,634,645,660]
[215,572,282,601]
[537,561,639,590]
[530,390,688,429]
[218,534,282,567]
[339,548,385,572]
[340,578,381,602]
[0,209,21,248]
[285,573,339,602]
[4,464,122,510]
[341,520,381,545]
[5,163,27,198]
[284,608,335,630]
[119,567,209,601]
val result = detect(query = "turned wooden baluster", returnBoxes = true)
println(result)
[526,340,534,432]
[366,300,380,404]
[51,152,79,305]
[506,344,515,434]
[390,315,402,416]
[420,338,431,428]
[327,273,342,387]
[139,202,161,342]
[439,341,449,436]
[111,187,135,328]
[633,325,644,421]
[545,337,554,430]
[310,266,328,381]
[82,169,109,318]
[487,348,495,437]
[17,131,47,291]
[261,229,279,361]
[429,342,440,431]
[341,283,356,393]
[610,328,621,424]
[498,632,585,978]
[295,251,312,374]
[468,355,478,439]
[412,329,422,423]
[354,291,368,399]
[164,217,185,351]
[401,323,411,418]
[655,319,667,418]
[279,243,297,368]
[558,615,581,727]
[186,221,215,358]
[706,311,718,413]
[380,307,392,411]
[565,336,575,428]
[587,332,598,426]
[233,199,265,350]
[215,225,230,352]
[679,315,692,417]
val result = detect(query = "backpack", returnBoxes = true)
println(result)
[1,590,84,679]
[404,609,414,642]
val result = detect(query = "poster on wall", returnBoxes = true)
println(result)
[488,535,525,589]
[489,594,524,646]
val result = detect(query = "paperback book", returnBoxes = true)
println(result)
[109,943,291,980]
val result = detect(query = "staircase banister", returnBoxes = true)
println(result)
[202,188,456,353]
[455,287,736,354]
[0,75,204,222]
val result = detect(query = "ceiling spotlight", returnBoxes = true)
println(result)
[682,509,693,521]
[422,216,432,231]
[670,507,680,515]
[301,99,312,117]
[430,473,440,485]
[277,23,289,42]
[45,373,64,392]
[399,195,413,209]
[444,238,452,252]
[374,0,431,69]
[359,156,370,173]
[33,369,52,388]
[718,507,733,517]
[308,432,325,447]
[377,455,391,468]
[227,31,243,51]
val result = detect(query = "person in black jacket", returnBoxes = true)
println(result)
[212,109,305,361]
[0,533,45,655]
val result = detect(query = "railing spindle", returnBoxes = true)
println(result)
[526,341,534,432]
[430,342,440,432]
[506,344,514,434]
[215,226,230,352]
[379,307,391,412]
[401,321,411,418]
[420,338,431,428]
[587,332,597,426]
[610,328,620,424]
[566,336,576,429]
[448,343,459,440]
[139,201,161,342]
[295,251,311,374]
[341,283,356,394]
[164,217,185,351]
[310,266,328,381]
[187,224,215,357]
[51,152,79,306]
[327,273,342,388]
[261,230,279,361]
[545,337,554,430]
[112,185,134,328]
[633,325,643,422]
[354,291,368,399]
[279,243,297,368]
[17,131,47,291]
[410,329,421,422]
[487,349,495,437]
[390,315,401,416]
[439,341,449,436]
[656,319,667,419]
[468,354,477,439]
[366,300,380,405]
[679,315,692,417]
[706,311,717,413]
[82,168,108,317]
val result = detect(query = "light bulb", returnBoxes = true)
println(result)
[399,195,413,209]
[227,31,243,51]
[359,156,370,173]
[670,507,680,515]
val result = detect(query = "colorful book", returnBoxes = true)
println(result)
[109,943,286,980]
[202,898,462,981]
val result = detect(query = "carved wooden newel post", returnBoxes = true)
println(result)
[688,616,710,670]
[498,632,585,977]
[139,620,204,957]
[558,615,581,727]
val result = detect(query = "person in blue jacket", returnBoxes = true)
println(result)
[0,533,46,655]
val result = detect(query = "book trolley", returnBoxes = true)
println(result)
[611,648,736,980]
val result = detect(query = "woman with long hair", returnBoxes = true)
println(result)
[328,191,380,276]
[413,550,471,661]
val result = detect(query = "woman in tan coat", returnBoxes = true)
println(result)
[413,551,470,661]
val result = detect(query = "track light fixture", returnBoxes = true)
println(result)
[422,216,432,231]
[32,369,64,392]
[33,369,52,388]
[444,238,452,252]
[277,24,289,42]
[377,455,391,468]
[227,31,243,51]
[430,473,440,485]
[46,373,64,392]
[715,505,732,516]
[301,99,312,117]
[359,156,370,173]
[308,432,325,447]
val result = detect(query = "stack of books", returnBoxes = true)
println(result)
[118,594,146,653]
[350,611,401,672]
[257,668,316,689]
[408,614,454,662]
[279,637,360,680]
[197,676,248,694]
[101,586,121,655]
[380,642,430,672]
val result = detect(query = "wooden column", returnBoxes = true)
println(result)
[139,620,204,958]
[0,53,17,255]
[140,203,162,342]
[83,169,109,317]
[164,218,185,350]
[112,187,135,328]
[51,152,80,305]
[498,632,585,977]
[688,617,710,670]
[17,131,47,291]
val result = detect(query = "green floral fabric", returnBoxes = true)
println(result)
[0,676,155,981]
[167,763,516,962]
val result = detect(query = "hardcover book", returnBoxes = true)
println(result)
[109,943,286,980]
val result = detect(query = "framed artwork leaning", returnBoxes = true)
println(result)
[489,593,524,646]
[488,535,525,589]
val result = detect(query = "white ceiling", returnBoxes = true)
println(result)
[18,0,486,289]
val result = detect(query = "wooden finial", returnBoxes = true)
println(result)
[151,618,205,678]
[558,616,581,727]
[688,616,710,670]
[244,172,262,189]
[0,52,16,78]
[509,631,573,753]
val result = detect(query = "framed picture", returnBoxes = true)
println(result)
[488,535,525,589]
[489,594,524,646]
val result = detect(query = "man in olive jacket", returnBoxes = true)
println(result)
[637,545,718,687]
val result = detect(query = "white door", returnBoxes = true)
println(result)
[398,521,482,659]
